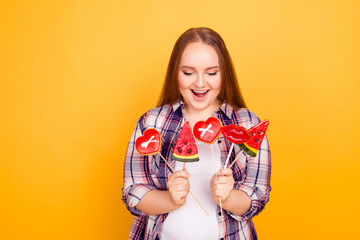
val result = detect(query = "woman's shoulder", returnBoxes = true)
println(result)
[232,107,261,129]
[137,103,176,130]
[140,103,174,120]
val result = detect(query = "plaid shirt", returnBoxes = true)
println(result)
[122,101,271,240]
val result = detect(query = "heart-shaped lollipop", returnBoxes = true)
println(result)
[220,124,251,144]
[194,117,224,222]
[135,128,161,155]
[193,117,222,144]
[134,127,209,216]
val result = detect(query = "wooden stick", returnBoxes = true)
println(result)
[159,153,173,171]
[228,150,244,169]
[211,144,224,224]
[159,153,209,216]
[211,144,218,172]
[188,191,209,217]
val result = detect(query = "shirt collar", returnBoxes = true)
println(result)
[218,101,234,119]
[172,100,185,111]
[172,100,233,119]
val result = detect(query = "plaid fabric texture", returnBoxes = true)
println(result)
[122,101,271,240]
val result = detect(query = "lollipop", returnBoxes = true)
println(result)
[193,117,222,144]
[135,127,209,216]
[172,121,199,162]
[220,124,251,168]
[193,117,222,174]
[220,124,252,145]
[228,120,270,169]
[135,128,174,173]
[135,128,161,155]
[193,117,224,222]
[239,120,269,157]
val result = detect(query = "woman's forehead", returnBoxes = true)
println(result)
[180,42,219,68]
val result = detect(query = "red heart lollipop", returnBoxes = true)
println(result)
[135,128,161,155]
[193,117,222,144]
[220,124,251,144]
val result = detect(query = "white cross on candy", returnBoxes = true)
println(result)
[141,135,157,149]
[198,123,214,138]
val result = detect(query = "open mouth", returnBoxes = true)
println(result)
[191,90,209,98]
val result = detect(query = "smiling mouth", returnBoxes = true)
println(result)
[191,90,209,98]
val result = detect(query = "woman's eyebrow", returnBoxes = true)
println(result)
[180,65,195,69]
[180,65,219,70]
[205,66,220,70]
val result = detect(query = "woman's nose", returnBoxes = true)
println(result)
[195,74,205,88]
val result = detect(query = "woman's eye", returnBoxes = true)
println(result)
[183,71,193,76]
[207,72,218,76]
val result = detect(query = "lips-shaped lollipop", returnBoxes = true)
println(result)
[193,117,222,144]
[225,120,270,169]
[135,128,161,155]
[220,124,251,144]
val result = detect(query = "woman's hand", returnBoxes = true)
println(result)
[167,169,191,208]
[210,167,235,204]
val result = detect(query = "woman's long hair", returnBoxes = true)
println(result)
[157,27,247,109]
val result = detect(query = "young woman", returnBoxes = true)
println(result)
[122,27,271,240]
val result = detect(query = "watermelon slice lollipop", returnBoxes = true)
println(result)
[172,121,199,162]
[135,127,209,216]
[238,120,269,157]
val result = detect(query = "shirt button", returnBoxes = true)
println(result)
[220,238,224,240]
[218,212,221,216]
[218,139,221,144]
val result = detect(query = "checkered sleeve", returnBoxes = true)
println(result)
[231,134,271,221]
[122,114,158,216]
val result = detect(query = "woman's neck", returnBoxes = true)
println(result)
[183,101,222,129]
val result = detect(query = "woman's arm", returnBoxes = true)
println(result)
[210,136,271,220]
[136,170,190,215]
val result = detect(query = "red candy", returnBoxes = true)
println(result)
[172,121,199,162]
[135,128,161,155]
[239,120,269,157]
[220,124,251,144]
[193,117,222,144]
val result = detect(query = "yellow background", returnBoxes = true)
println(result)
[1,0,359,239]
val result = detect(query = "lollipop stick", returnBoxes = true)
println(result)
[188,191,209,216]
[211,144,218,172]
[211,144,224,224]
[224,143,234,168]
[228,150,243,169]
[159,153,209,216]
[159,153,174,172]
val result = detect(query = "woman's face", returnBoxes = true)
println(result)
[178,42,222,114]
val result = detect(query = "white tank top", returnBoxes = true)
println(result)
[160,141,221,240]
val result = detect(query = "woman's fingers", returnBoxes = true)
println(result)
[217,167,233,177]
[167,170,190,206]
[210,168,235,202]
